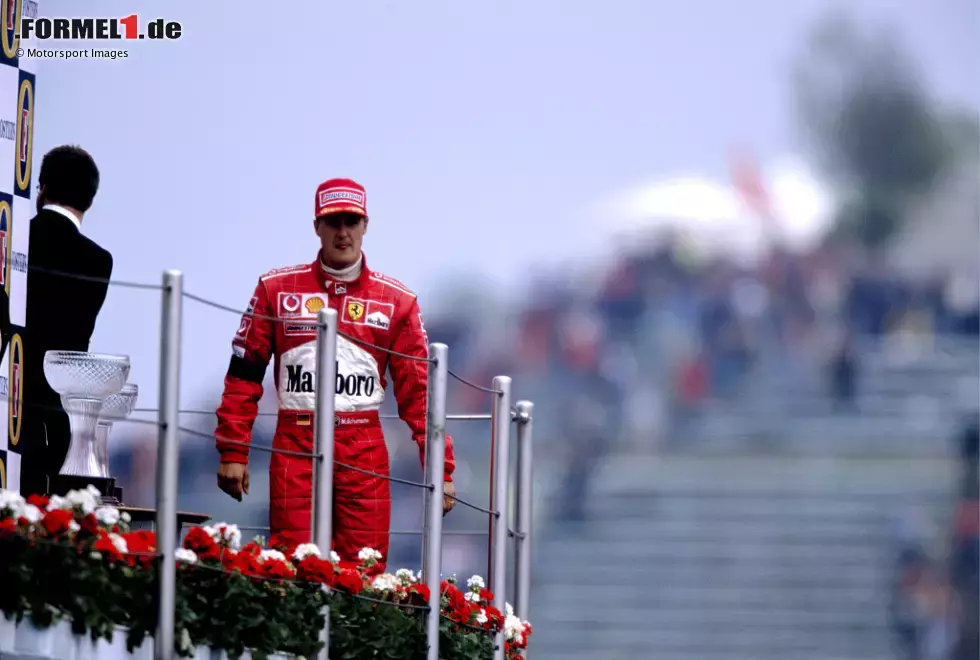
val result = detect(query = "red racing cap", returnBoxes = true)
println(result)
[315,178,367,218]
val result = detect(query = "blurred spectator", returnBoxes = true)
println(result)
[554,313,621,525]
[672,347,709,440]
[828,327,859,410]
[889,549,956,660]
[951,415,979,660]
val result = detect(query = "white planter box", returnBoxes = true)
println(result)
[14,618,75,658]
[6,618,295,659]
[0,614,15,653]
[75,626,152,660]
[193,648,294,659]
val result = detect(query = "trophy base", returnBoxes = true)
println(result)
[47,474,124,506]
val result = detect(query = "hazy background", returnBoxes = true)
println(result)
[36,1,980,658]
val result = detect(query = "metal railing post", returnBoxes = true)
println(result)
[423,343,449,660]
[513,401,534,625]
[313,307,339,660]
[154,270,182,660]
[489,376,512,660]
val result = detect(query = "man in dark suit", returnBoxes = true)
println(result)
[19,145,113,496]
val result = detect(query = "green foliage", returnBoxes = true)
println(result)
[793,12,953,247]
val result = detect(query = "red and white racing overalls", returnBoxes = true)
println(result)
[215,252,455,570]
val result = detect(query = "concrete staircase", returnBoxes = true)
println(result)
[529,456,956,660]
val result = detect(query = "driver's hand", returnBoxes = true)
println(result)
[443,481,456,515]
[217,461,250,501]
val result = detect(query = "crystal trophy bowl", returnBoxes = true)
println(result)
[95,382,138,479]
[43,351,131,480]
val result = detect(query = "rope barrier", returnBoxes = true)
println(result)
[213,525,490,538]
[444,494,498,517]
[182,291,432,362]
[447,369,504,395]
[27,264,165,290]
[133,408,499,422]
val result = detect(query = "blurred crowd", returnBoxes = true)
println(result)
[889,417,979,660]
[441,234,978,423]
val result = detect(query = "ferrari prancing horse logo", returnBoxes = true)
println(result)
[346,300,364,322]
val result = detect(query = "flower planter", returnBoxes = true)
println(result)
[0,488,533,660]
[193,649,294,660]
[0,614,16,653]
[13,618,75,659]
[76,626,152,660]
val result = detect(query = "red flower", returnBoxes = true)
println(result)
[484,605,503,630]
[26,494,49,509]
[78,513,99,535]
[479,588,495,603]
[296,556,336,586]
[0,518,15,534]
[267,533,296,555]
[224,550,262,577]
[239,542,263,557]
[439,582,471,623]
[93,533,124,562]
[261,558,295,581]
[123,530,157,567]
[335,568,364,594]
[183,527,220,561]
[409,583,430,604]
[41,509,73,536]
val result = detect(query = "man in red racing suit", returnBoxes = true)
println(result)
[214,177,455,571]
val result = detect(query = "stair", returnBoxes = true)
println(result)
[528,456,955,660]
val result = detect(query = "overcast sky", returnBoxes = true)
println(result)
[37,0,979,408]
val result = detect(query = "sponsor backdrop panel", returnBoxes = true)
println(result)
[0,0,36,492]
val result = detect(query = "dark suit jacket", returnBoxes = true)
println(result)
[19,208,112,495]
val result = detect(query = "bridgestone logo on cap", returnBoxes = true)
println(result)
[319,189,364,207]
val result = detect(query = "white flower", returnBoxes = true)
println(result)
[259,549,287,563]
[94,506,120,526]
[371,573,398,592]
[120,511,131,524]
[504,613,524,644]
[20,504,42,524]
[328,550,341,564]
[502,605,529,643]
[108,533,128,555]
[178,628,193,652]
[203,523,242,550]
[357,547,382,564]
[46,495,67,511]
[292,543,321,562]
[174,549,198,564]
[476,609,489,625]
[65,488,98,515]
[395,568,417,586]
[0,489,25,515]
[69,520,81,533]
[466,575,485,591]
[85,484,102,498]
[464,591,478,602]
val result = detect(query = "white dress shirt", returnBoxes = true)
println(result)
[41,204,81,231]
